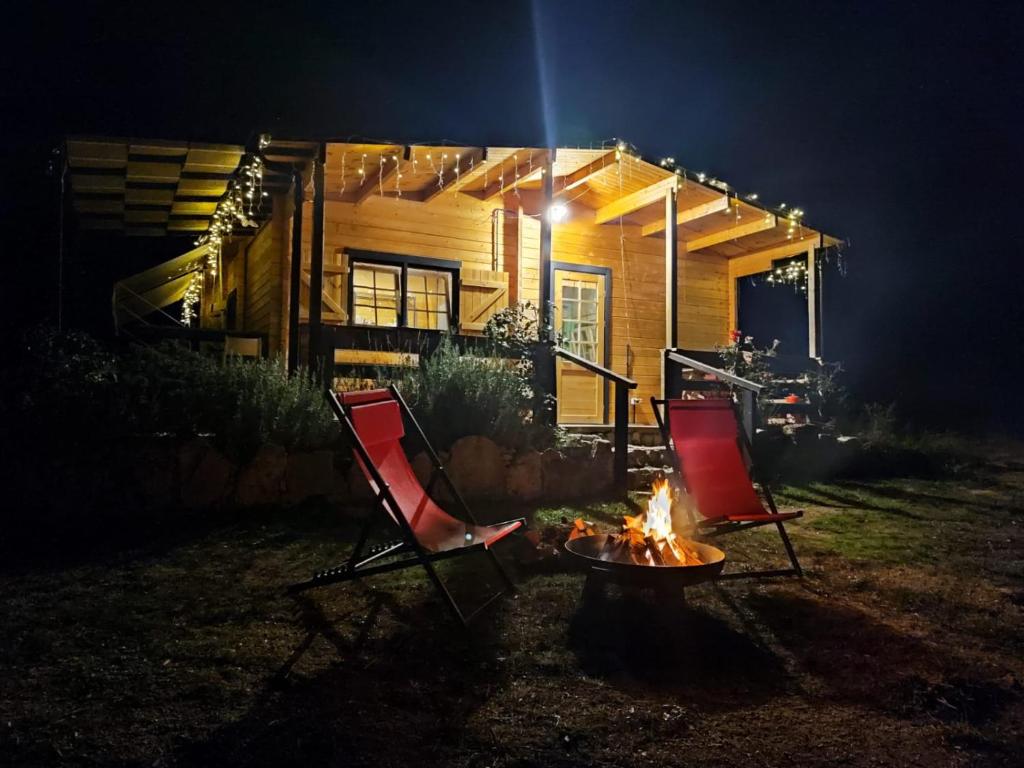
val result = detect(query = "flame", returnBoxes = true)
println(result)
[566,479,706,567]
[617,479,704,566]
[644,479,674,539]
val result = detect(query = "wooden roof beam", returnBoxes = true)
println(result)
[469,149,552,201]
[641,194,730,237]
[727,233,821,280]
[686,214,778,251]
[554,149,619,198]
[593,176,678,225]
[354,146,409,205]
[420,147,487,203]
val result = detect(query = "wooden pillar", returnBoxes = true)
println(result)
[307,144,327,374]
[286,169,303,373]
[664,186,678,350]
[539,154,555,338]
[806,241,818,358]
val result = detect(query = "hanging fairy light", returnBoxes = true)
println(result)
[180,271,202,325]
[194,153,266,278]
[765,257,808,293]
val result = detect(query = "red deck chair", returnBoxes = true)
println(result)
[288,386,525,626]
[651,397,803,580]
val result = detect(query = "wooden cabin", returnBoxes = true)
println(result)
[69,137,841,426]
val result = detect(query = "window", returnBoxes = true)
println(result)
[350,260,453,330]
[352,264,400,327]
[560,280,600,362]
[406,268,451,331]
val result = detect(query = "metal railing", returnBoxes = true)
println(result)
[664,350,762,441]
[554,346,637,494]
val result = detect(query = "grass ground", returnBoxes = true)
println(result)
[2,445,1024,767]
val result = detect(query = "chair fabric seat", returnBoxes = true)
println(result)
[346,392,522,553]
[667,398,770,521]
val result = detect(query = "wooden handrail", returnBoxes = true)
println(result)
[665,351,763,394]
[554,347,638,389]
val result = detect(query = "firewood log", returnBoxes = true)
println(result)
[644,536,665,565]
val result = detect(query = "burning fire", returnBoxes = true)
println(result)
[570,479,705,566]
[617,479,704,566]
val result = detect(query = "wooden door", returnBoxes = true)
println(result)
[554,269,606,424]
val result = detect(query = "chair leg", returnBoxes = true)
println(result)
[775,520,803,577]
[417,555,468,627]
[487,548,516,594]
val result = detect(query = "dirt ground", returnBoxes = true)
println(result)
[2,447,1024,767]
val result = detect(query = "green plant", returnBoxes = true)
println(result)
[484,301,557,419]
[861,402,900,445]
[388,335,554,451]
[120,343,338,460]
[484,301,541,362]
[715,330,779,388]
[805,360,848,427]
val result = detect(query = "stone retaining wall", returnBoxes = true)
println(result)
[123,434,615,512]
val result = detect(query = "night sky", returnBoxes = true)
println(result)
[3,1,1022,432]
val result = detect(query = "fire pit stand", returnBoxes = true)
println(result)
[564,534,726,601]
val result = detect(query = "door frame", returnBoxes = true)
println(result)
[551,261,612,423]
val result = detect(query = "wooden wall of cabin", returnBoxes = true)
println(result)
[276,189,730,425]
[240,195,288,356]
[677,248,730,350]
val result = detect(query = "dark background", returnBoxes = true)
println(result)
[2,0,1022,433]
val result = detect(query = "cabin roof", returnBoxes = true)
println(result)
[66,136,841,254]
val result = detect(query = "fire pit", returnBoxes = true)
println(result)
[564,480,726,591]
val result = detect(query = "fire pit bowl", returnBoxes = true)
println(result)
[564,534,726,589]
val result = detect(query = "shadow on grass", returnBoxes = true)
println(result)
[838,480,1024,516]
[742,591,1019,726]
[176,582,508,767]
[566,579,792,709]
[782,484,928,520]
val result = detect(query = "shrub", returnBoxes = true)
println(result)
[119,343,337,461]
[388,335,555,451]
[2,327,338,464]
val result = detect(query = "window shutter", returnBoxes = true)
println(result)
[459,268,509,333]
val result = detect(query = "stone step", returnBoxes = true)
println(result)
[625,444,672,468]
[562,424,664,447]
[627,465,674,491]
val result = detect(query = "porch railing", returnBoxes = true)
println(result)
[553,346,638,494]
[315,327,639,495]
[663,350,763,442]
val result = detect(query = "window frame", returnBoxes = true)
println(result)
[345,249,461,331]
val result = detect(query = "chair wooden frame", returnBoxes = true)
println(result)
[288,385,525,627]
[651,396,803,581]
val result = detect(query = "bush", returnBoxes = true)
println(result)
[388,335,555,451]
[2,327,338,464]
[119,344,337,461]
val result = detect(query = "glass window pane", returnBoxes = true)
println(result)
[352,264,399,326]
[354,305,376,325]
[581,287,597,302]
[353,268,374,287]
[406,268,452,330]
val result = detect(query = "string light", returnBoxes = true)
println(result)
[194,153,265,278]
[765,258,808,293]
[180,271,202,325]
